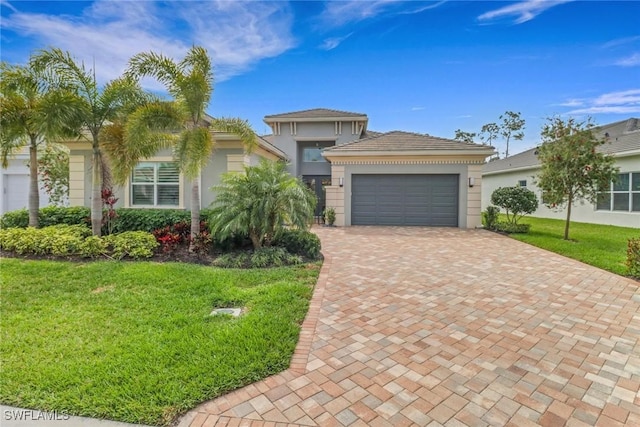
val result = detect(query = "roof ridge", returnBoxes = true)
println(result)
[264,107,367,118]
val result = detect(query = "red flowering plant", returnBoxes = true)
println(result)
[101,188,119,235]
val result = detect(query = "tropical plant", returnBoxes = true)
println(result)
[0,60,80,227]
[120,46,257,252]
[31,48,150,235]
[490,186,538,225]
[324,207,336,226]
[209,160,316,250]
[482,205,500,230]
[37,142,70,206]
[536,117,618,240]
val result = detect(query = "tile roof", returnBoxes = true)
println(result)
[324,131,494,153]
[483,118,640,174]
[264,108,367,120]
[256,135,287,159]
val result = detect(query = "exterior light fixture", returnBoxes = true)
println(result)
[339,177,344,187]
[468,177,475,187]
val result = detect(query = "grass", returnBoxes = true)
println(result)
[0,259,320,426]
[505,216,639,276]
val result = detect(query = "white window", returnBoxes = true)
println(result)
[131,162,180,206]
[518,180,527,187]
[596,172,640,212]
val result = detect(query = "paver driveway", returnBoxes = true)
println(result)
[180,227,640,427]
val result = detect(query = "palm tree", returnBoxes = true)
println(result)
[0,60,81,227]
[31,48,148,235]
[209,160,316,250]
[124,46,257,250]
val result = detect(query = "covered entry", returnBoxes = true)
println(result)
[351,174,459,226]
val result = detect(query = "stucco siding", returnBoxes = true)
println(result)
[482,154,640,228]
[201,148,242,208]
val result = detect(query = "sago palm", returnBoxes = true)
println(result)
[210,160,316,250]
[124,46,257,250]
[31,48,149,235]
[0,60,81,227]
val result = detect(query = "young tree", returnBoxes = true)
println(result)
[124,46,258,251]
[499,111,525,158]
[209,160,316,250]
[536,117,618,240]
[32,48,148,235]
[0,61,80,227]
[454,129,477,143]
[480,122,499,147]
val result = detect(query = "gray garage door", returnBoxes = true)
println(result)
[352,174,458,226]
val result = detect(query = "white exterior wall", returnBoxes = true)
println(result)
[1,153,52,215]
[482,154,640,228]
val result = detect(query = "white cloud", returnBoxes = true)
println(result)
[0,0,17,12]
[601,35,640,49]
[566,89,640,115]
[478,0,573,25]
[320,33,353,51]
[1,0,295,86]
[557,99,585,107]
[319,0,447,28]
[411,106,426,111]
[614,53,640,67]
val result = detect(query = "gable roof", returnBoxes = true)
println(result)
[323,131,494,154]
[264,108,367,121]
[483,118,640,174]
[256,135,287,159]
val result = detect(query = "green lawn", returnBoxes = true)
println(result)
[507,216,639,276]
[0,259,320,426]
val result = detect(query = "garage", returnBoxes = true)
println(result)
[352,174,459,226]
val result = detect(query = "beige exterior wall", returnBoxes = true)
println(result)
[68,154,85,206]
[467,164,483,228]
[227,154,251,173]
[482,154,640,228]
[325,166,346,226]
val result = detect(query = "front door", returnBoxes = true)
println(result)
[303,175,331,218]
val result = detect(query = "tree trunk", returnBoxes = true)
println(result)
[28,135,40,228]
[564,195,572,240]
[189,179,200,253]
[91,141,103,236]
[249,230,262,250]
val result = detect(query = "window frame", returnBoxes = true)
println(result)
[596,172,640,213]
[125,159,183,209]
[302,147,327,163]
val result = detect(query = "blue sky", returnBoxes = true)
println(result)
[1,0,639,157]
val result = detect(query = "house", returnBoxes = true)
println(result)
[0,147,51,215]
[57,108,496,228]
[482,118,640,228]
[265,108,494,227]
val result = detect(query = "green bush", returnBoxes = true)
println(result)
[273,229,321,259]
[0,209,29,228]
[495,222,531,234]
[627,238,640,278]
[79,236,108,258]
[0,224,90,255]
[490,186,538,225]
[110,209,192,234]
[104,231,158,260]
[482,205,500,230]
[213,247,302,269]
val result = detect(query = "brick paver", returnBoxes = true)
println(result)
[179,227,640,426]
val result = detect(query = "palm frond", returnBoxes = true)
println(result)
[126,51,183,98]
[173,127,214,179]
[210,117,258,154]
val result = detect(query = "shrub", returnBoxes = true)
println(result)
[190,231,213,255]
[482,206,500,230]
[213,247,302,269]
[627,238,640,278]
[324,207,336,226]
[490,186,538,225]
[273,229,321,259]
[494,222,531,234]
[0,206,91,229]
[110,209,191,234]
[0,224,90,255]
[104,231,158,260]
[79,236,108,258]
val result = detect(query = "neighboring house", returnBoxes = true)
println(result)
[42,108,496,228]
[482,118,640,228]
[0,147,51,215]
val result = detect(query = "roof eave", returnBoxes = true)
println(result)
[264,116,368,123]
[323,149,496,157]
